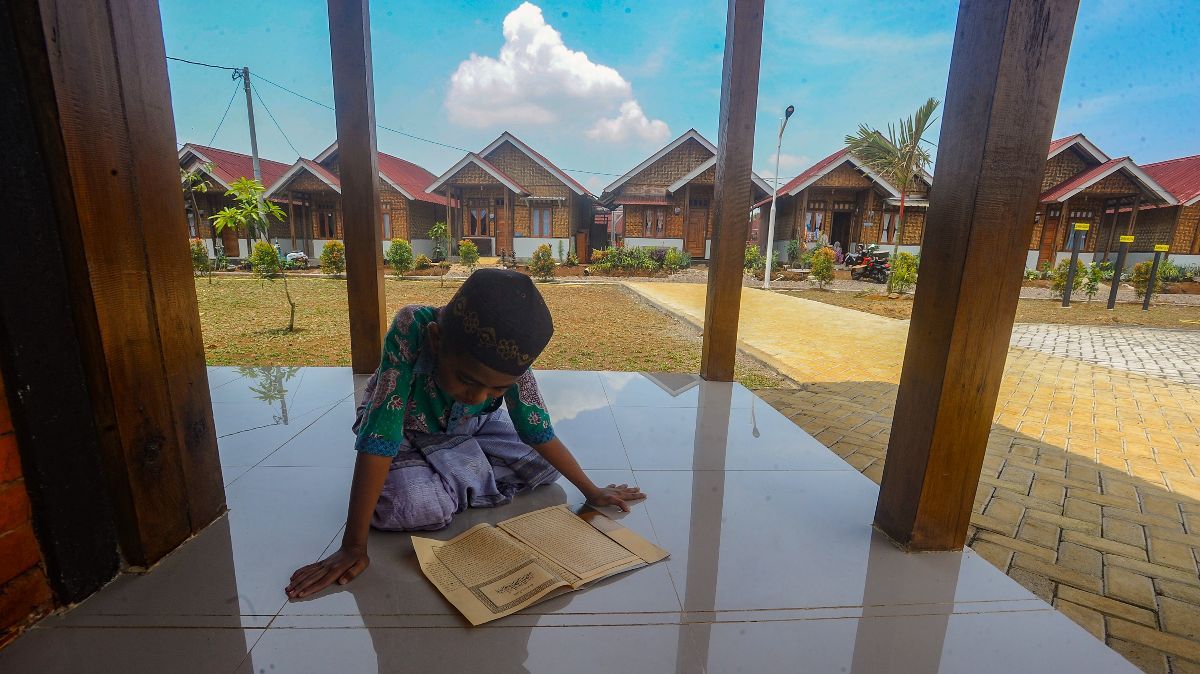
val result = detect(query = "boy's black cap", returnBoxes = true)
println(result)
[441,268,554,375]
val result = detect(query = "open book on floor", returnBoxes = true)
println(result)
[412,504,670,626]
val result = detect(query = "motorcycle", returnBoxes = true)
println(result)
[850,249,890,284]
[843,243,873,268]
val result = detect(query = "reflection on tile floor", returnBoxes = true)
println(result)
[0,368,1137,673]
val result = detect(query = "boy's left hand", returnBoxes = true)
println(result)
[587,484,646,512]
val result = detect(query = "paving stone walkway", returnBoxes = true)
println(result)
[627,282,1200,674]
[1012,325,1200,388]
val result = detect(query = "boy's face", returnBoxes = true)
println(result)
[427,322,520,405]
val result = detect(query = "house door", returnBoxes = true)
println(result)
[831,212,852,251]
[1038,218,1059,267]
[686,197,709,257]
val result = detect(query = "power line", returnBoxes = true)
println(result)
[208,81,242,146]
[167,55,238,72]
[251,82,301,157]
[172,55,624,177]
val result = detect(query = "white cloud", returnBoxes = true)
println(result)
[587,101,670,144]
[758,152,811,181]
[445,2,668,143]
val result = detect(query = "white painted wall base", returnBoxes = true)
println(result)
[1165,254,1200,267]
[705,240,711,259]
[514,237,571,261]
[624,237,684,252]
[1025,251,1040,271]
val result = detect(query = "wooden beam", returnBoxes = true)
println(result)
[874,0,1080,550]
[700,0,765,382]
[287,189,296,250]
[21,0,225,565]
[328,0,386,374]
[1125,194,1142,235]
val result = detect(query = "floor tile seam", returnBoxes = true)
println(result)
[234,616,276,674]
[596,378,640,476]
[225,402,351,488]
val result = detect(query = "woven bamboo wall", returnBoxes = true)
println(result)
[484,142,577,237]
[1174,205,1200,254]
[409,201,441,240]
[622,138,712,191]
[1041,150,1089,192]
[1081,172,1138,197]
[813,162,873,189]
[1131,205,1177,252]
[445,164,497,186]
[380,187,410,241]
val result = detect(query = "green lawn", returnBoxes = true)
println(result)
[196,276,786,388]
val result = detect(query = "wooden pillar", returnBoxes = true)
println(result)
[328,0,386,374]
[287,189,296,250]
[874,0,1079,550]
[13,0,225,566]
[700,0,765,382]
[1125,194,1142,236]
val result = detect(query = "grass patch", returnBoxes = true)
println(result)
[783,289,1200,329]
[197,277,786,387]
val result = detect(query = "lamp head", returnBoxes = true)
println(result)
[784,105,795,120]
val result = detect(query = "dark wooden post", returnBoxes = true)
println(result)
[328,0,386,374]
[287,189,297,250]
[11,0,226,566]
[700,0,765,382]
[874,0,1080,550]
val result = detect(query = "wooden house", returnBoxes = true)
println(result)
[425,132,597,260]
[1027,134,1177,269]
[264,142,446,259]
[598,129,771,259]
[1140,153,1200,265]
[759,146,933,259]
[177,144,291,259]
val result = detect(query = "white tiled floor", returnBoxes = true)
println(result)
[0,368,1137,673]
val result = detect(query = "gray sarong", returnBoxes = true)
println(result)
[366,408,559,532]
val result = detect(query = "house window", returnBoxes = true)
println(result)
[805,210,824,241]
[881,213,894,243]
[186,209,199,238]
[531,207,552,238]
[319,211,335,239]
[469,207,491,236]
[383,212,391,240]
[642,207,665,237]
[1066,228,1087,250]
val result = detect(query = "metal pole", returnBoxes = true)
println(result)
[1107,235,1131,310]
[1062,222,1084,307]
[1143,249,1163,310]
[762,106,793,289]
[241,67,265,245]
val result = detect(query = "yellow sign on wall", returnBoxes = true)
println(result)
[1073,222,1090,231]
[1119,235,1135,243]
[1154,244,1170,252]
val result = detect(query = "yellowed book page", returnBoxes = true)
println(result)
[497,505,647,585]
[412,524,567,626]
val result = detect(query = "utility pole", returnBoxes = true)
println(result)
[239,67,265,246]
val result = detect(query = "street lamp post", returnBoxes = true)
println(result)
[763,104,794,289]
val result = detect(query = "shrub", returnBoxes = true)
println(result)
[630,246,657,272]
[743,243,764,271]
[249,240,281,278]
[1083,262,1104,302]
[386,238,414,276]
[428,221,450,261]
[438,260,451,270]
[529,244,557,281]
[458,239,480,271]
[663,247,688,273]
[891,252,919,294]
[319,240,346,275]
[809,247,836,288]
[786,238,801,264]
[1050,258,1085,298]
[1158,259,1183,282]
[564,251,579,267]
[648,246,669,267]
[1130,260,1169,299]
[1037,261,1052,280]
[1024,268,1041,281]
[590,248,609,266]
[798,246,815,269]
[414,254,432,270]
[190,238,210,274]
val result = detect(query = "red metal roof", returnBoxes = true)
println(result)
[776,147,851,197]
[182,143,291,189]
[1142,154,1200,206]
[377,151,446,205]
[298,159,341,190]
[1047,134,1081,157]
[1040,157,1126,202]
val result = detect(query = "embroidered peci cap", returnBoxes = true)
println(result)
[440,268,554,375]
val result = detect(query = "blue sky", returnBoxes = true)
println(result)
[163,0,1199,194]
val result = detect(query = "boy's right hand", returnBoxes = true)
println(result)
[286,546,370,600]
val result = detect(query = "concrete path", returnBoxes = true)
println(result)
[628,281,1200,674]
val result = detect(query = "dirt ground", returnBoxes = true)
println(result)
[783,289,1200,329]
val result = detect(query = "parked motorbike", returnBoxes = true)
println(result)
[843,243,874,268]
[851,249,890,283]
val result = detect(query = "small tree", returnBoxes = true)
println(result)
[1083,262,1104,302]
[190,238,211,280]
[181,162,214,246]
[320,241,346,276]
[743,243,764,272]
[891,252,919,294]
[210,177,297,330]
[786,238,801,265]
[428,221,450,262]
[458,239,480,272]
[529,244,557,281]
[809,246,835,289]
[557,240,566,262]
[1050,258,1085,299]
[386,238,414,277]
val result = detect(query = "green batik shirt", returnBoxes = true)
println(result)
[353,305,556,457]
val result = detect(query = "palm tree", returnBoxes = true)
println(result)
[845,97,940,290]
